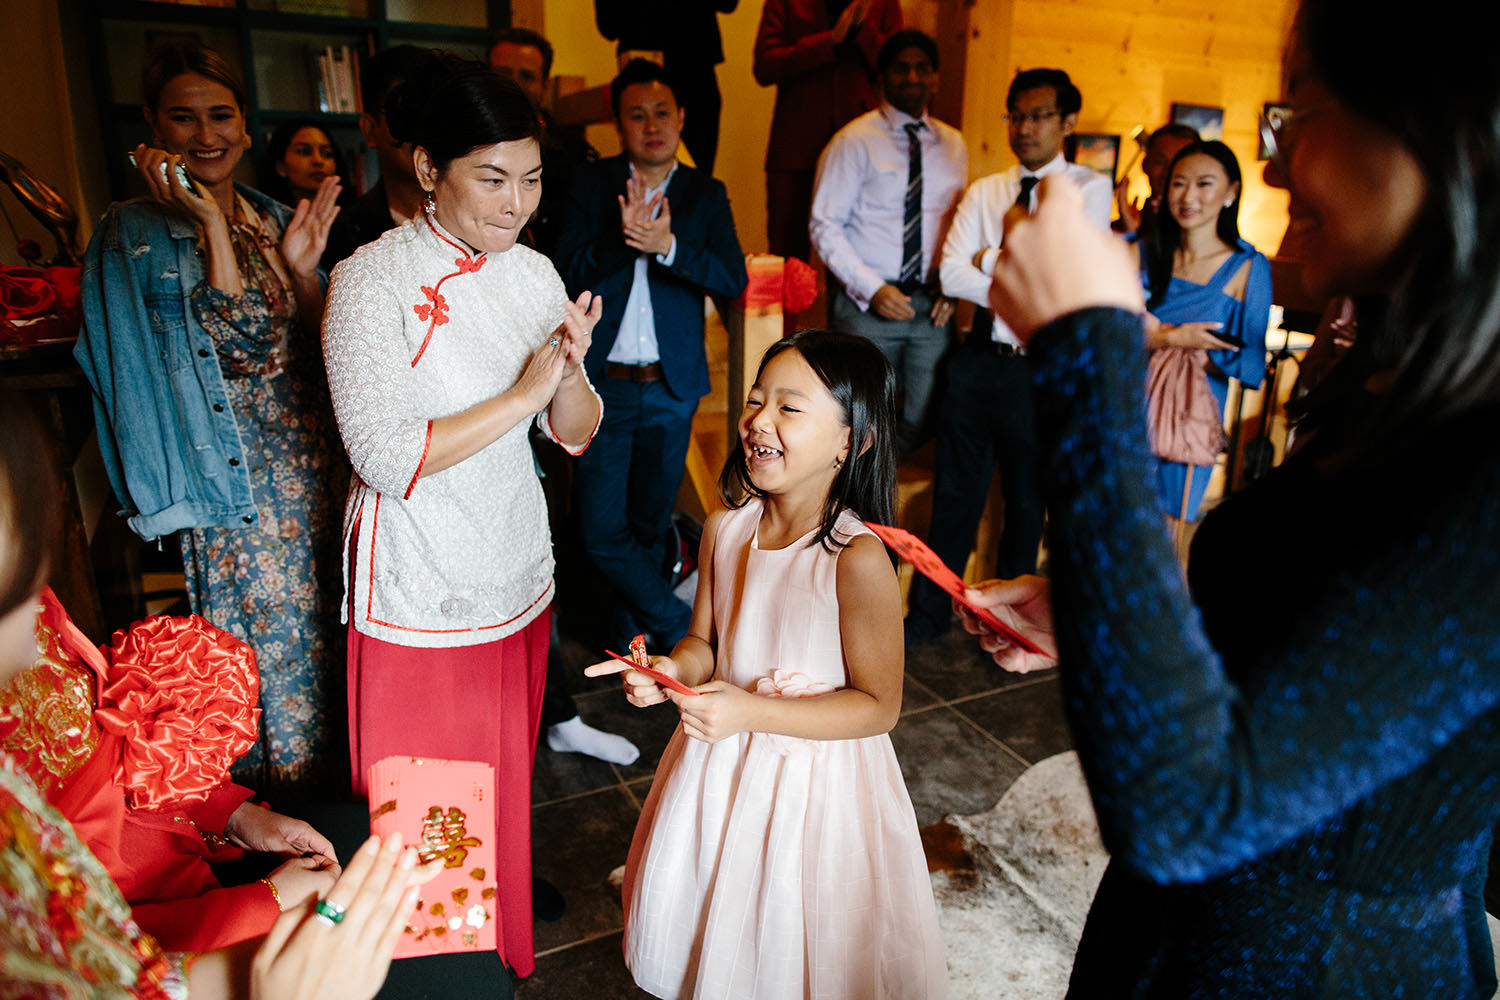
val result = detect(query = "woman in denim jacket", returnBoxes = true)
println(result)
[75,41,345,798]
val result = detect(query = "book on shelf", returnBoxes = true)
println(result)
[276,0,350,13]
[310,44,358,114]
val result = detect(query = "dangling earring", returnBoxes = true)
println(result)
[424,192,436,216]
[1224,200,1234,209]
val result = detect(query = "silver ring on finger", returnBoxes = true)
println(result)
[548,337,560,348]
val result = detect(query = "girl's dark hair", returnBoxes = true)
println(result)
[718,330,897,551]
[259,119,350,207]
[386,56,539,173]
[142,40,246,112]
[1293,0,1500,442]
[1143,140,1243,310]
[0,395,60,617]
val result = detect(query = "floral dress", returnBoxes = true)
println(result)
[180,193,347,797]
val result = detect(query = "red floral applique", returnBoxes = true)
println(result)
[410,219,487,367]
[413,287,450,327]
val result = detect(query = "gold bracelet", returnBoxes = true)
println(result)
[259,877,283,912]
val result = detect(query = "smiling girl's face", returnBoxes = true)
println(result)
[739,349,852,501]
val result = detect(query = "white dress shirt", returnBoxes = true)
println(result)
[939,152,1113,345]
[608,163,679,366]
[808,103,968,311]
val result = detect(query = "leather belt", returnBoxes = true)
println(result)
[607,361,664,382]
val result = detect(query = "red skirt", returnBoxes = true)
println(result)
[346,610,549,977]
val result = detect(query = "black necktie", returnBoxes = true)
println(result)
[1015,175,1038,212]
[900,122,924,285]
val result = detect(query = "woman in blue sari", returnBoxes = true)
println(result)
[1140,140,1272,522]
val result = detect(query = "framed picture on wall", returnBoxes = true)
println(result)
[1260,103,1293,160]
[1170,102,1224,141]
[1065,133,1121,182]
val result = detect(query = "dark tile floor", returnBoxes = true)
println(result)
[519,622,1074,997]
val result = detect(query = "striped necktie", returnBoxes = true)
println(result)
[900,122,924,285]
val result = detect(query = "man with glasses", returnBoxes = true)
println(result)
[905,67,1111,645]
[809,29,967,455]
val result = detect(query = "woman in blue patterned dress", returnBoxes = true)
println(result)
[76,42,346,796]
[1139,140,1272,523]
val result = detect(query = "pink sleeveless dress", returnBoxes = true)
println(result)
[622,501,948,999]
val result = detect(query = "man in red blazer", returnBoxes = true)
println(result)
[753,0,902,262]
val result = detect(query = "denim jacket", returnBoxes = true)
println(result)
[74,185,304,540]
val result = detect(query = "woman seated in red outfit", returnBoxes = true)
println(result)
[1,393,439,998]
[1,584,340,952]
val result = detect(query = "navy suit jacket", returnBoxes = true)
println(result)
[556,154,747,402]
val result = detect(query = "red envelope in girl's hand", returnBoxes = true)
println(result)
[864,521,1044,654]
[602,648,701,697]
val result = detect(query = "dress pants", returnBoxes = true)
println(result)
[907,330,1044,639]
[829,286,952,447]
[766,168,816,264]
[574,375,698,645]
[669,64,723,176]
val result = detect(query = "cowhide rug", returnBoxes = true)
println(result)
[927,752,1500,1000]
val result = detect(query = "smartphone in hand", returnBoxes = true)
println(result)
[127,152,196,195]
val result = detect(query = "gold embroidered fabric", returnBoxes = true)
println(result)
[0,612,100,796]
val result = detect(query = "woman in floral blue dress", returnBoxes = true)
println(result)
[76,42,346,796]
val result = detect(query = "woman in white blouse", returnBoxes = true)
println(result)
[321,57,601,979]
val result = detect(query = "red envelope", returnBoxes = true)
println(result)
[367,756,498,958]
[864,521,1044,654]
[602,648,701,696]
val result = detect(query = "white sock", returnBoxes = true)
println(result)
[547,715,640,766]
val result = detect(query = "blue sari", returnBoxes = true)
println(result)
[1141,239,1272,520]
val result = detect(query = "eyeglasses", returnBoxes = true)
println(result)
[1259,104,1331,174]
[1002,109,1059,126]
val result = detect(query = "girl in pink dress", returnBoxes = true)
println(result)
[589,330,947,999]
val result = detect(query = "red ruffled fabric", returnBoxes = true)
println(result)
[736,254,819,315]
[93,616,261,811]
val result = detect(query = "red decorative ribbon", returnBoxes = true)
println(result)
[735,254,819,315]
[94,616,261,811]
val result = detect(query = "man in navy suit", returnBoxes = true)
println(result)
[556,59,747,648]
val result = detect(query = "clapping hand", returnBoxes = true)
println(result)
[552,289,602,376]
[280,175,342,279]
[831,0,872,45]
[619,168,674,257]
